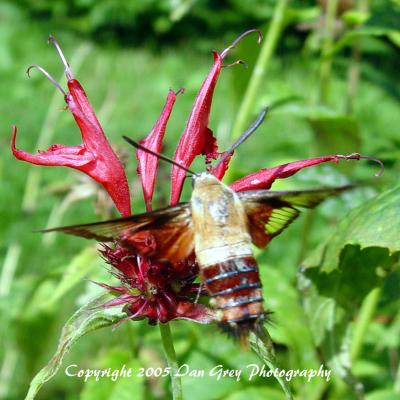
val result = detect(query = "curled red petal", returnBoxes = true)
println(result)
[230,155,343,192]
[170,51,222,204]
[136,89,180,211]
[66,79,131,216]
[12,126,94,166]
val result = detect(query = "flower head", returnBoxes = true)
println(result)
[99,246,212,326]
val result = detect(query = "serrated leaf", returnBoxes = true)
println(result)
[298,186,400,391]
[305,186,400,273]
[24,294,125,400]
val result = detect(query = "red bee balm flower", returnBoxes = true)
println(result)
[12,33,382,328]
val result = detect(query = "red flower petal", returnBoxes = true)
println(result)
[136,89,181,211]
[230,155,347,192]
[12,38,131,217]
[67,79,131,216]
[170,30,262,204]
[170,51,222,204]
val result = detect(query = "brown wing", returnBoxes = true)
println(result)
[42,203,194,263]
[238,186,351,248]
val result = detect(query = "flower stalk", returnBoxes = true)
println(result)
[318,0,339,105]
[159,324,182,400]
[229,0,290,141]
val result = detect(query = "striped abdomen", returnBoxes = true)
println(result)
[201,256,265,334]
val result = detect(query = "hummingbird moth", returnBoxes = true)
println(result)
[43,168,347,339]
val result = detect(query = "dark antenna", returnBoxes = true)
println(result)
[215,107,269,170]
[122,136,196,175]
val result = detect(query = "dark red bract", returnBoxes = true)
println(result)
[99,246,212,326]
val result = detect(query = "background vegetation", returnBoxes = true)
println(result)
[0,0,399,399]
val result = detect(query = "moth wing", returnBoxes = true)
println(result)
[239,186,350,248]
[42,203,194,263]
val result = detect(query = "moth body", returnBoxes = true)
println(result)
[190,173,265,334]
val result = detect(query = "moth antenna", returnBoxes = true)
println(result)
[48,34,74,80]
[220,29,263,59]
[337,153,384,177]
[215,107,268,170]
[26,64,66,96]
[122,136,196,175]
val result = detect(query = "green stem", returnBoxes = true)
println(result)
[159,323,182,400]
[0,344,18,399]
[229,0,290,141]
[350,287,381,363]
[394,343,400,393]
[345,0,369,113]
[224,0,290,183]
[395,363,400,394]
[0,241,21,296]
[318,0,339,105]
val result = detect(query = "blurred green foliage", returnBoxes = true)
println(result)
[0,0,399,399]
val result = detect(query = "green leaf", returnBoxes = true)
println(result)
[331,27,400,55]
[365,389,400,400]
[275,104,360,153]
[306,186,400,272]
[226,386,286,400]
[181,350,239,400]
[24,294,125,400]
[308,114,360,154]
[24,246,98,319]
[249,330,293,400]
[80,348,145,400]
[341,10,370,26]
[298,186,400,390]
